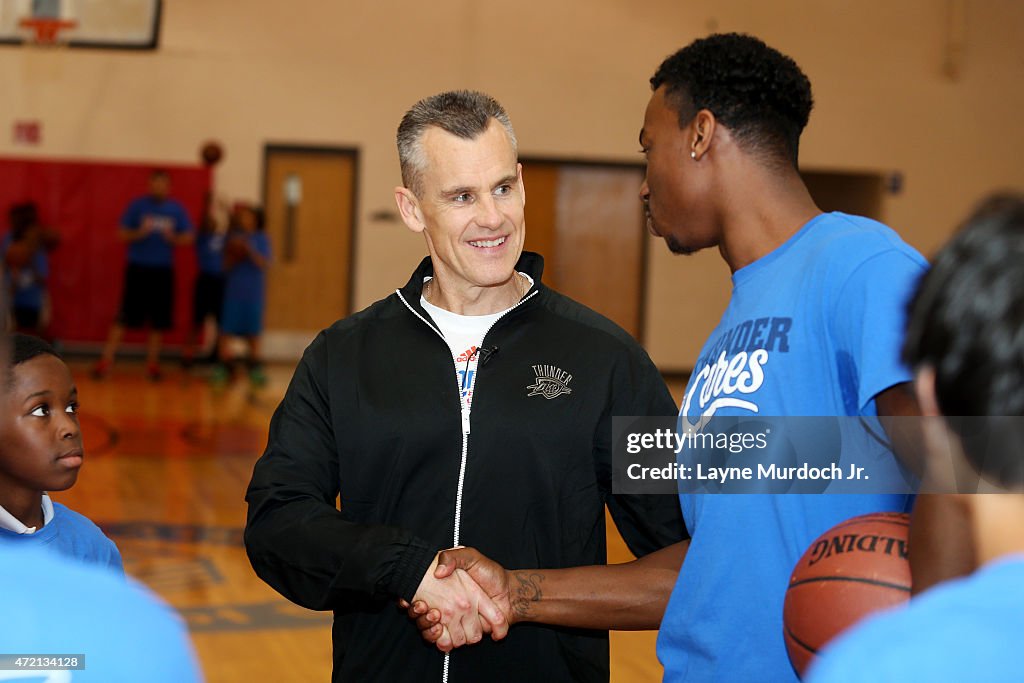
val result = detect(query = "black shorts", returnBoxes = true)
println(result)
[118,264,174,330]
[12,306,40,330]
[192,271,225,325]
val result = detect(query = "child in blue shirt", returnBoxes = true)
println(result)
[3,202,49,336]
[184,194,227,368]
[94,170,194,381]
[213,203,271,387]
[0,333,122,572]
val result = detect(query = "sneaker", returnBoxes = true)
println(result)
[146,362,163,382]
[248,365,268,388]
[209,363,230,388]
[91,359,111,380]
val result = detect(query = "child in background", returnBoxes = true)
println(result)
[3,203,49,336]
[184,193,227,369]
[0,333,122,573]
[213,203,271,387]
[93,169,194,382]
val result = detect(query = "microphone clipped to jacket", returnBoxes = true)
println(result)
[478,345,499,366]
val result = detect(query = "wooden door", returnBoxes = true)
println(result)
[522,160,646,340]
[263,146,357,332]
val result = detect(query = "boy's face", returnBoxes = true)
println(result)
[639,87,717,255]
[149,173,170,200]
[236,207,257,232]
[0,355,83,495]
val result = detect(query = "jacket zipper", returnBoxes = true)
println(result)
[397,284,538,683]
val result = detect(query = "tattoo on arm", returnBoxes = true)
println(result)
[511,571,545,620]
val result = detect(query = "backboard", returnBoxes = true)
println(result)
[0,0,161,49]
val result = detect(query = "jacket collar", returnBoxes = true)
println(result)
[398,251,546,308]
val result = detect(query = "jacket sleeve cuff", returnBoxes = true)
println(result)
[388,540,437,603]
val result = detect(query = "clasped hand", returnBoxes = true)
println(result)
[401,548,514,653]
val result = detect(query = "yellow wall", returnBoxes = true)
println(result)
[2,0,1022,368]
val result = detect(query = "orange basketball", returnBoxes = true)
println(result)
[223,236,248,267]
[5,241,32,269]
[783,512,911,678]
[200,140,224,166]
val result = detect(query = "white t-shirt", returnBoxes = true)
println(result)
[421,273,532,433]
[0,492,55,534]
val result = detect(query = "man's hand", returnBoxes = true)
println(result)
[405,541,685,646]
[408,552,508,652]
[405,547,518,650]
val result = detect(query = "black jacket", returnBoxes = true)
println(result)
[245,252,685,682]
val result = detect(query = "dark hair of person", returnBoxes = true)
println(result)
[6,333,62,388]
[8,202,40,241]
[650,33,814,169]
[902,192,1024,486]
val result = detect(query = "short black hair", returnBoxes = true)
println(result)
[7,334,62,387]
[650,33,814,168]
[247,205,265,232]
[8,201,39,240]
[902,193,1024,486]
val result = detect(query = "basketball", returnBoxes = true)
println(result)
[4,240,32,269]
[223,235,249,266]
[200,140,224,166]
[783,512,912,678]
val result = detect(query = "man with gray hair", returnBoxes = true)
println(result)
[245,90,685,682]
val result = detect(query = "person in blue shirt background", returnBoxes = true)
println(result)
[3,202,50,337]
[183,192,227,369]
[807,194,1024,682]
[94,169,194,381]
[212,202,270,388]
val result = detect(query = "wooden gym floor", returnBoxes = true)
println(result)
[55,359,685,683]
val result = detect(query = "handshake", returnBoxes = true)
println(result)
[399,546,542,653]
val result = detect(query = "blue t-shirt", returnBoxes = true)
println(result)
[0,501,123,574]
[121,195,193,267]
[658,213,927,682]
[223,231,271,305]
[195,230,226,275]
[2,235,48,310]
[806,555,1024,682]
[0,541,203,682]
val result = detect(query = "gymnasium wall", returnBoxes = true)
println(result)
[1,0,1022,368]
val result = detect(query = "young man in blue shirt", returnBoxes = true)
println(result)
[408,33,971,682]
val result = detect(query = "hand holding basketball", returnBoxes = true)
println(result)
[223,235,249,267]
[5,241,32,270]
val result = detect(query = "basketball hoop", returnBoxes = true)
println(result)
[18,16,78,47]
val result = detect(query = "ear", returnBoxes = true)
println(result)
[516,163,526,208]
[691,109,717,160]
[914,366,942,417]
[914,365,971,493]
[394,186,426,234]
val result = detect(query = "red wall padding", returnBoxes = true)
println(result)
[0,158,210,345]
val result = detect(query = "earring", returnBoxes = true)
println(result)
[690,151,697,160]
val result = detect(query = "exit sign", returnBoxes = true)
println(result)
[13,120,42,145]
